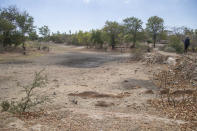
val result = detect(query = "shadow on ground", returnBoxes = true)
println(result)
[35,52,129,68]
[0,60,32,65]
[121,79,157,90]
[0,51,129,68]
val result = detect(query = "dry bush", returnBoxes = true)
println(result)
[163,46,177,53]
[151,54,197,130]
[130,42,150,61]
[25,41,50,52]
[1,69,48,114]
[131,48,145,61]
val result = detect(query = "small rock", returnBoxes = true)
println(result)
[144,89,154,94]
[30,124,42,131]
[71,99,78,104]
[53,79,58,82]
[166,57,176,66]
[124,80,129,82]
[95,101,114,107]
[135,86,141,89]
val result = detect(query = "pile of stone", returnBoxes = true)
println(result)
[152,54,197,130]
[173,55,197,83]
[144,52,168,65]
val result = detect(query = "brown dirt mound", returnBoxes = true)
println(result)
[95,101,114,107]
[68,91,130,99]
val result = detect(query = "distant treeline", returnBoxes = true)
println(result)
[0,6,197,52]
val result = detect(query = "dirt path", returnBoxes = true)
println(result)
[0,45,185,131]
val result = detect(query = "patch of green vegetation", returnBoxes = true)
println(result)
[1,101,10,111]
[168,36,184,54]
[163,46,176,53]
[131,42,149,61]
[135,42,149,51]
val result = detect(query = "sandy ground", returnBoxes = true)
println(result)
[0,45,185,131]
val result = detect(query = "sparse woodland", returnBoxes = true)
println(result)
[1,6,197,54]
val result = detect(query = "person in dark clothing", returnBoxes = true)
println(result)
[184,36,190,53]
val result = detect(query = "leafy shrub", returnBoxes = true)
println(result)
[1,101,10,111]
[1,69,48,114]
[131,42,149,61]
[147,39,152,44]
[136,42,150,51]
[169,36,184,53]
[131,48,145,61]
[163,46,176,53]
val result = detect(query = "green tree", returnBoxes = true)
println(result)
[83,32,91,48]
[136,29,149,42]
[172,26,185,41]
[0,6,17,47]
[0,17,15,47]
[103,21,121,49]
[0,6,34,51]
[76,30,84,44]
[50,31,66,43]
[184,27,193,36]
[16,11,34,50]
[29,30,38,41]
[158,30,168,41]
[73,30,91,46]
[91,30,104,48]
[123,17,142,48]
[146,16,164,48]
[39,25,50,41]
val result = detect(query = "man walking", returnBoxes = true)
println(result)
[184,36,190,53]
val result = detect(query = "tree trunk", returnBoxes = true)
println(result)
[133,32,137,48]
[100,43,103,49]
[112,44,115,50]
[111,34,115,50]
[153,34,156,48]
[22,43,26,55]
